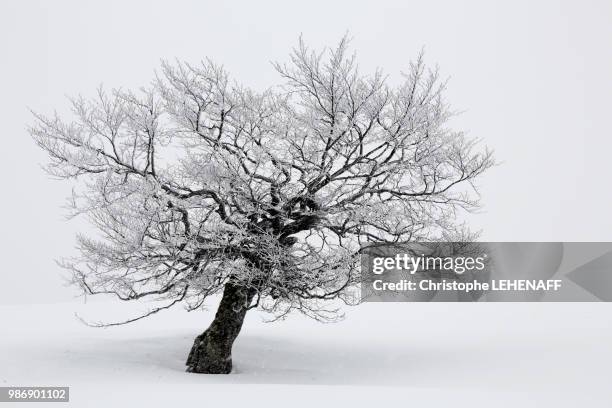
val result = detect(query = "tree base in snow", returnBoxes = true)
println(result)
[186,331,233,374]
[185,283,255,374]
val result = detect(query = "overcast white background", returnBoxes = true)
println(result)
[1,0,611,304]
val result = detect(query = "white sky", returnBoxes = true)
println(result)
[1,0,611,303]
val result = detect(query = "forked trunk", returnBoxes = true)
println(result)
[186,283,255,374]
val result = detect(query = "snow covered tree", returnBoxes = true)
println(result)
[30,36,493,374]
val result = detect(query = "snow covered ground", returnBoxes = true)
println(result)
[1,299,611,407]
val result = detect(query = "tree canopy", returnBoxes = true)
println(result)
[30,37,493,323]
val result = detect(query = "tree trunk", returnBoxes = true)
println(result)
[186,283,255,374]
